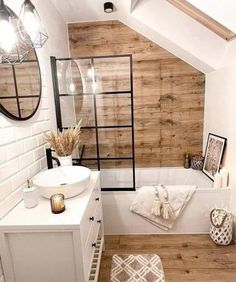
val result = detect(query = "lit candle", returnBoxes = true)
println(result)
[50,194,65,214]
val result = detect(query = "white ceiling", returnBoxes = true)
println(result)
[50,0,125,22]
[187,0,236,33]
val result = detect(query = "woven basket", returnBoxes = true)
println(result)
[209,208,233,246]
[191,155,204,170]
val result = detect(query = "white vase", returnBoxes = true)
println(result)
[58,155,73,166]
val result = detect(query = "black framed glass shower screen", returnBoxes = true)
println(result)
[50,55,135,191]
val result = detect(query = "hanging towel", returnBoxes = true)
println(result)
[130,185,196,230]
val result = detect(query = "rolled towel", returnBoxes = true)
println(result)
[152,185,174,220]
[151,186,162,216]
[161,186,174,220]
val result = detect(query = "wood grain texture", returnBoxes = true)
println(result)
[98,235,236,282]
[68,20,205,167]
[167,0,236,41]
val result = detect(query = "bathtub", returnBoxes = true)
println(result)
[101,167,231,234]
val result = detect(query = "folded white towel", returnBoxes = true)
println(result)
[130,185,196,230]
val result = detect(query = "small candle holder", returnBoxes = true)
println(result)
[50,194,65,214]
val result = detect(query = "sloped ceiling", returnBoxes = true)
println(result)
[187,0,236,33]
[50,0,233,73]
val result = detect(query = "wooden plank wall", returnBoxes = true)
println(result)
[68,20,205,167]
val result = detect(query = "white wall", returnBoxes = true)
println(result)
[204,40,236,239]
[0,0,69,219]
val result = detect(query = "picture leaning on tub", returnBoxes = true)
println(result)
[202,133,227,181]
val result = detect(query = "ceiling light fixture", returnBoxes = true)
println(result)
[0,0,30,64]
[104,2,114,13]
[19,0,48,48]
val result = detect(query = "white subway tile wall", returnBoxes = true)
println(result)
[0,97,50,219]
[0,0,69,220]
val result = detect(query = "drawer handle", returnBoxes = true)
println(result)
[97,220,102,223]
[95,197,100,202]
[90,216,94,221]
[92,243,96,248]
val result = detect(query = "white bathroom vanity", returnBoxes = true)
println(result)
[0,172,103,282]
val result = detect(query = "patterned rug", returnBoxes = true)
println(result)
[110,254,165,282]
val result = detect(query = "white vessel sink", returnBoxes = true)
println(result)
[32,166,91,199]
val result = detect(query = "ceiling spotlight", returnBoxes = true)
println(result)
[104,2,113,13]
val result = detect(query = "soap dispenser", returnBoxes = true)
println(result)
[22,180,39,209]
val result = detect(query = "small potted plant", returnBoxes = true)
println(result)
[45,120,82,166]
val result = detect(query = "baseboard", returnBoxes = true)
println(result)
[104,232,210,235]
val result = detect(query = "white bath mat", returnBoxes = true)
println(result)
[110,254,165,282]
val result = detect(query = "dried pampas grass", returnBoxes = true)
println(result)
[45,120,82,157]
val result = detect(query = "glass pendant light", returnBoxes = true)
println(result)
[19,0,48,48]
[0,0,30,64]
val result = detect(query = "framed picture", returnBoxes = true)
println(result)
[203,133,227,181]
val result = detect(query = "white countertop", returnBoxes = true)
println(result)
[0,172,100,231]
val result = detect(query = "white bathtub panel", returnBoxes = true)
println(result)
[102,188,231,234]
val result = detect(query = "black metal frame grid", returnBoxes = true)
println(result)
[0,58,42,121]
[50,55,135,191]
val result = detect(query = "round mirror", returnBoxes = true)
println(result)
[0,48,41,120]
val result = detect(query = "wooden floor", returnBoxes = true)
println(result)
[98,235,236,282]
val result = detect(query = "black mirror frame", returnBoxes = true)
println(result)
[0,50,42,121]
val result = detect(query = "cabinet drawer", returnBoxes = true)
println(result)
[84,204,102,280]
[80,188,101,247]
